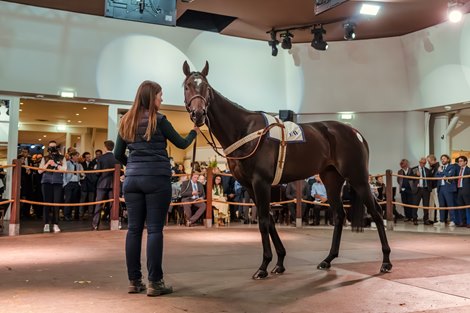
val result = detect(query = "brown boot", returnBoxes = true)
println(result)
[128,279,146,294]
[147,279,173,297]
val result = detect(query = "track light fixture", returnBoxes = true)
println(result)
[343,22,356,40]
[268,30,279,56]
[280,31,294,50]
[311,25,328,51]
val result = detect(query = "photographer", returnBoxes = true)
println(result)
[38,140,66,233]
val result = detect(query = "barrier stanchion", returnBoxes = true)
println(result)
[385,169,393,230]
[111,164,121,230]
[205,169,213,227]
[295,180,302,227]
[9,159,21,236]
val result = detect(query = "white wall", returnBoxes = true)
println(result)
[450,115,470,151]
[402,14,470,109]
[298,111,425,176]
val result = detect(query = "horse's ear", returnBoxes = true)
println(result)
[183,61,191,77]
[201,61,209,77]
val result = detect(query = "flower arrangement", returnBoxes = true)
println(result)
[208,156,218,169]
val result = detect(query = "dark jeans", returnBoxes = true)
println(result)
[64,182,81,219]
[42,183,63,225]
[93,188,113,228]
[124,176,171,282]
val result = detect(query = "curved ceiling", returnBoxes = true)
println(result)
[4,0,470,43]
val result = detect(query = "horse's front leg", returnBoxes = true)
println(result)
[248,183,275,280]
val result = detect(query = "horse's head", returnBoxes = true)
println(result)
[183,61,210,127]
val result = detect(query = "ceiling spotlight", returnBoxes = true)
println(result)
[360,3,380,16]
[268,30,279,56]
[448,1,463,23]
[343,22,356,40]
[280,31,294,50]
[311,25,328,51]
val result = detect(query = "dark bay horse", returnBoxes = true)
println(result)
[182,61,392,279]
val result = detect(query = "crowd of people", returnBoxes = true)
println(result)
[18,140,119,233]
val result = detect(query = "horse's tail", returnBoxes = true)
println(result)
[348,186,365,232]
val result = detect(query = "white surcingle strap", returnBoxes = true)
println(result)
[271,117,287,186]
[223,119,287,186]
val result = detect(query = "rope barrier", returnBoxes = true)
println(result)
[22,165,114,174]
[393,173,470,180]
[20,199,113,207]
[0,164,15,169]
[0,199,14,206]
[392,201,469,211]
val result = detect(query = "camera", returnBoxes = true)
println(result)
[47,146,62,166]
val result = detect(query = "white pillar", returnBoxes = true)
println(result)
[433,114,450,157]
[65,132,72,151]
[107,105,118,142]
[3,96,20,224]
[404,111,426,163]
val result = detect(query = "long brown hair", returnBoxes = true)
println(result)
[119,80,162,141]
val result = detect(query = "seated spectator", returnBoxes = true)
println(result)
[180,173,206,227]
[212,175,229,225]
[311,175,333,226]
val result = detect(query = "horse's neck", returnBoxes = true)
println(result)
[208,90,258,149]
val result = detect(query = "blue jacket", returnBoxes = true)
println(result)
[435,163,459,193]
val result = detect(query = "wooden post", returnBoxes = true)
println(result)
[110,164,121,230]
[295,180,302,227]
[385,169,394,231]
[9,159,22,236]
[205,169,213,228]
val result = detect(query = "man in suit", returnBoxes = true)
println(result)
[435,154,459,227]
[456,156,470,227]
[410,157,433,225]
[397,159,413,221]
[92,140,119,230]
[79,151,97,220]
[180,173,206,227]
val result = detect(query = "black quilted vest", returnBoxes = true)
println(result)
[125,112,171,177]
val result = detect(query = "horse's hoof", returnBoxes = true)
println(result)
[317,261,331,270]
[252,269,269,280]
[270,265,286,275]
[380,263,393,273]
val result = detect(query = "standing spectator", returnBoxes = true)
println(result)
[435,154,459,227]
[79,152,97,220]
[30,154,43,219]
[63,151,84,221]
[455,156,470,227]
[19,147,33,219]
[92,140,119,230]
[93,149,103,164]
[427,154,440,222]
[38,140,66,233]
[115,80,197,296]
[285,180,310,225]
[220,169,237,222]
[410,157,433,225]
[397,159,413,222]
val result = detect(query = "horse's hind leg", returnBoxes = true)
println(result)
[317,168,346,270]
[268,214,286,275]
[356,182,393,273]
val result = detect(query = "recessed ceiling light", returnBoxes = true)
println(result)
[60,91,75,98]
[78,120,82,123]
[19,109,23,112]
[77,137,81,140]
[360,3,380,16]
[67,120,71,122]
[38,138,42,141]
[20,102,23,105]
[76,113,80,116]
[43,135,47,137]
[444,105,452,111]
[83,107,87,110]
